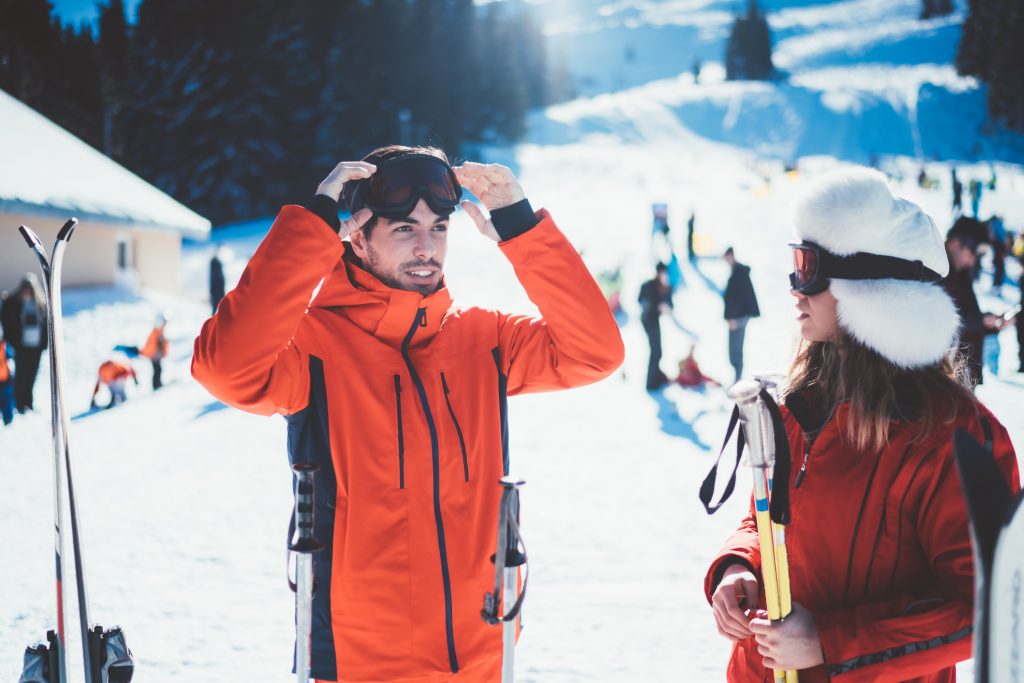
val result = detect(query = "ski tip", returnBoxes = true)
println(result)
[17,225,43,249]
[57,217,79,241]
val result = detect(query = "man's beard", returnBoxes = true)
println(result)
[365,244,443,296]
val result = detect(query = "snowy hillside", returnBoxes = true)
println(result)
[537,0,1024,163]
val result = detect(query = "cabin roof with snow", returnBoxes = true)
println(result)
[0,89,211,239]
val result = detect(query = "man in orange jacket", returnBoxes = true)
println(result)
[192,145,624,683]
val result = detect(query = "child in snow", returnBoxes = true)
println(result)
[0,329,14,426]
[706,168,1020,682]
[139,312,170,390]
[675,346,719,389]
[90,359,138,409]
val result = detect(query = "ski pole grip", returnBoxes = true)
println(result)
[728,380,773,468]
[289,464,323,554]
[498,477,526,567]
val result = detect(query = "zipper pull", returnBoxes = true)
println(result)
[794,441,812,489]
[794,465,807,489]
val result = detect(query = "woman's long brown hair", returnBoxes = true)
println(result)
[780,331,977,451]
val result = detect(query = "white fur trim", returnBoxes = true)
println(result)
[831,279,960,369]
[793,167,949,277]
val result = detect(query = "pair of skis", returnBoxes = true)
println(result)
[17,220,134,683]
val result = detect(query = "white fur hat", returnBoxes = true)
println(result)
[792,167,959,369]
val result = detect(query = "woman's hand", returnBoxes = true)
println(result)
[749,602,825,671]
[712,563,760,641]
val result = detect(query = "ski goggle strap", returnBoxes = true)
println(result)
[343,153,462,218]
[789,241,944,295]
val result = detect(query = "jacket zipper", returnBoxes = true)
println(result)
[440,372,470,482]
[793,405,838,489]
[401,308,459,672]
[394,374,405,489]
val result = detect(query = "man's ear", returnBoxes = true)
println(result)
[350,227,369,259]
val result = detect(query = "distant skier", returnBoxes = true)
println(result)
[687,211,697,262]
[990,215,1007,290]
[0,324,13,426]
[1,273,47,413]
[140,313,169,390]
[639,262,673,390]
[951,167,962,214]
[192,146,623,683]
[209,248,226,316]
[941,217,1009,387]
[707,167,1020,682]
[723,247,760,384]
[89,359,138,410]
[969,177,983,217]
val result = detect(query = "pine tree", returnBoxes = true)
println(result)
[921,0,953,20]
[98,0,129,159]
[725,0,775,81]
[956,0,996,79]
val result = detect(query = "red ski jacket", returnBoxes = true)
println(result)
[192,206,623,683]
[706,396,1020,683]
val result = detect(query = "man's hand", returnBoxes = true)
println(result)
[454,162,526,211]
[712,563,760,641]
[316,161,377,239]
[316,160,376,202]
[454,162,526,243]
[749,602,825,671]
[728,319,739,331]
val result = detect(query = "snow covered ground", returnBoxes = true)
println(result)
[4,0,1024,680]
[3,148,1023,681]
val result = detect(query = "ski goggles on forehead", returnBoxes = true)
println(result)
[788,241,944,295]
[342,153,462,218]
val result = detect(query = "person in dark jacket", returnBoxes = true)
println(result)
[1,274,48,413]
[723,248,760,383]
[638,262,673,390]
[940,217,1007,386]
[209,248,226,316]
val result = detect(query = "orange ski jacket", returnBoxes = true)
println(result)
[192,205,624,682]
[705,398,1020,683]
[0,341,9,383]
[140,328,168,360]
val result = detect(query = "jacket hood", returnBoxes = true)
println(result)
[311,241,453,348]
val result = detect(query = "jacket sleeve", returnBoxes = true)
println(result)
[495,210,625,394]
[704,498,762,604]
[814,414,1021,682]
[191,206,344,415]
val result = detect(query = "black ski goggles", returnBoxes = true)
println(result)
[789,241,944,295]
[342,153,462,218]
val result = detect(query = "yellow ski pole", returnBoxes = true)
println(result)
[729,380,798,683]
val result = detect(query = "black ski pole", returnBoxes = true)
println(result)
[289,463,323,682]
[481,477,528,683]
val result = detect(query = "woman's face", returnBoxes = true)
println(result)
[791,287,839,343]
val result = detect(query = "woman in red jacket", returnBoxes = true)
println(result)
[706,168,1020,682]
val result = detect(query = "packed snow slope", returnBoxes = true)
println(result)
[536,0,1024,164]
[2,147,1023,681]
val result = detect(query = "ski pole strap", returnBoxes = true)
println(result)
[761,390,792,526]
[482,484,529,625]
[699,406,746,515]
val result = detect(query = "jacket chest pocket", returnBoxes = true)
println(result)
[440,372,470,483]
[394,374,406,490]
